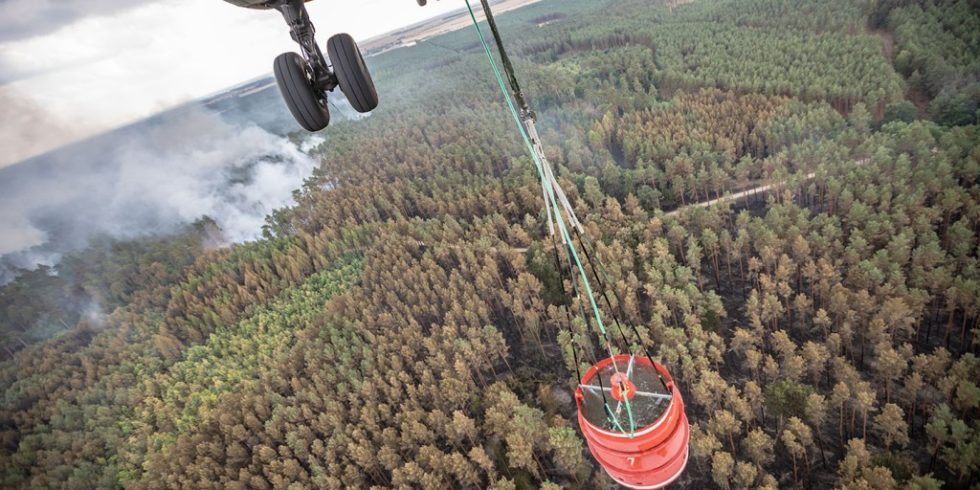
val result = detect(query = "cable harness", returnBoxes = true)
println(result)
[463,0,679,436]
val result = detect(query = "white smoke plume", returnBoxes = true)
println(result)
[0,106,322,283]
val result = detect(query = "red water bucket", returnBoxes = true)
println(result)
[575,354,690,489]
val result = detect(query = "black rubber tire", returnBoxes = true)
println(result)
[327,33,379,113]
[273,52,330,132]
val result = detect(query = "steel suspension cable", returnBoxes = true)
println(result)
[572,228,664,383]
[477,0,529,116]
[463,0,607,351]
[463,0,638,434]
[558,234,628,433]
[550,231,625,431]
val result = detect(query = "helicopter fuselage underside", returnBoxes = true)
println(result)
[221,0,314,10]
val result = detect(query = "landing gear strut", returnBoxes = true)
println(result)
[271,0,377,131]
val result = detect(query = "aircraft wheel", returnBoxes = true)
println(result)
[327,33,379,113]
[273,52,330,132]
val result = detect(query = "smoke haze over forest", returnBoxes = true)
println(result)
[0,82,328,283]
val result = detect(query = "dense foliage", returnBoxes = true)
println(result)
[874,0,980,126]
[1,0,978,488]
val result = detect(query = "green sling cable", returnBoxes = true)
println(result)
[463,0,603,339]
[463,0,637,436]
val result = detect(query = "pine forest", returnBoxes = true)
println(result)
[1,0,978,488]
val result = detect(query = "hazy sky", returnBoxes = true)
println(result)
[0,0,460,168]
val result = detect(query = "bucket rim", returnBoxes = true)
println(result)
[575,354,681,439]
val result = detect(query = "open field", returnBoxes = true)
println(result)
[360,0,544,54]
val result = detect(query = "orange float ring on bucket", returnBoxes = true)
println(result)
[575,355,690,489]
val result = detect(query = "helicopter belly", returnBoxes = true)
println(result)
[222,0,314,10]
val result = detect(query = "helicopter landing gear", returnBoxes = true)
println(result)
[272,0,377,132]
[327,33,378,114]
[273,52,330,131]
